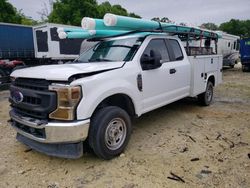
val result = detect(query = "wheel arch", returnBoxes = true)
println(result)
[92,93,136,118]
[207,75,215,86]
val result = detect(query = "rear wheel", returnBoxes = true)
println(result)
[198,81,214,106]
[89,106,132,160]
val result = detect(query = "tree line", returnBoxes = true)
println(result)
[200,21,250,38]
[0,0,249,38]
[48,0,140,26]
[0,0,140,26]
[0,0,38,25]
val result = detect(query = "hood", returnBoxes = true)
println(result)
[11,62,124,81]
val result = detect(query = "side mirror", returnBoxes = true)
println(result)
[140,50,162,70]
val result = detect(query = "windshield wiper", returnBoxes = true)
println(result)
[88,58,114,62]
[72,60,88,63]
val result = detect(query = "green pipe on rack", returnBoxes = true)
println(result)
[81,17,130,31]
[58,30,131,39]
[57,27,85,33]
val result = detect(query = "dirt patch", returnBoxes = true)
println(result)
[0,65,249,188]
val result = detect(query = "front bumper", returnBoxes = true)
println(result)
[9,110,90,143]
[16,133,84,158]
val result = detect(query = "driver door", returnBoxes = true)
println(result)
[140,38,183,113]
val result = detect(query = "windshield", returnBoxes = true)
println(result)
[75,37,144,63]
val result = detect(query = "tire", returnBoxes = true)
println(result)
[198,81,214,106]
[0,69,6,85]
[89,106,132,160]
[242,65,248,72]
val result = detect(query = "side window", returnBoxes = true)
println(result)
[143,39,170,63]
[168,39,184,61]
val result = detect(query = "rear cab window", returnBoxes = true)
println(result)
[167,39,184,61]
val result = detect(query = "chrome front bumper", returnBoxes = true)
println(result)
[9,110,90,143]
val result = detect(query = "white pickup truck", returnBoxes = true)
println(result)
[9,33,222,159]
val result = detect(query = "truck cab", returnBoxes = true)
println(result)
[9,33,222,159]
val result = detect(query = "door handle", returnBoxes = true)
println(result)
[169,68,176,74]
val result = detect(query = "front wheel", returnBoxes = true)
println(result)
[198,81,214,106]
[89,106,132,160]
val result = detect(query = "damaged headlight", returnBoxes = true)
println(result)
[49,84,82,120]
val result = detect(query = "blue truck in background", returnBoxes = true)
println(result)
[0,23,34,85]
[0,23,35,60]
[0,22,85,86]
[240,38,250,72]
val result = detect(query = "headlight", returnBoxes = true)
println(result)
[49,84,82,120]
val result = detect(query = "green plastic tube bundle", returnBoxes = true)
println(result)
[58,31,89,39]
[57,13,221,39]
[81,17,130,31]
[103,13,221,38]
[57,27,85,33]
[58,30,130,39]
[103,13,174,30]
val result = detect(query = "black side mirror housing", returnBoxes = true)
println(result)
[141,50,162,70]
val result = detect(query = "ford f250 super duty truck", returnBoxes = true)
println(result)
[9,33,222,159]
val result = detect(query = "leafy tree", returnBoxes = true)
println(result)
[0,0,22,23]
[219,19,250,38]
[98,2,128,18]
[98,2,140,18]
[97,1,113,18]
[20,14,38,25]
[111,4,128,16]
[200,20,250,38]
[0,0,37,25]
[128,12,141,19]
[200,22,218,31]
[48,0,141,26]
[48,0,99,26]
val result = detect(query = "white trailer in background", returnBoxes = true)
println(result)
[216,31,240,68]
[33,23,85,63]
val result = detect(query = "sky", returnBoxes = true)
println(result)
[8,0,250,26]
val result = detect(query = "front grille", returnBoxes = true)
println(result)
[23,96,42,105]
[14,107,44,119]
[13,120,46,139]
[13,78,50,91]
[10,78,57,119]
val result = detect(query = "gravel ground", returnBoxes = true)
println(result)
[0,64,249,188]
